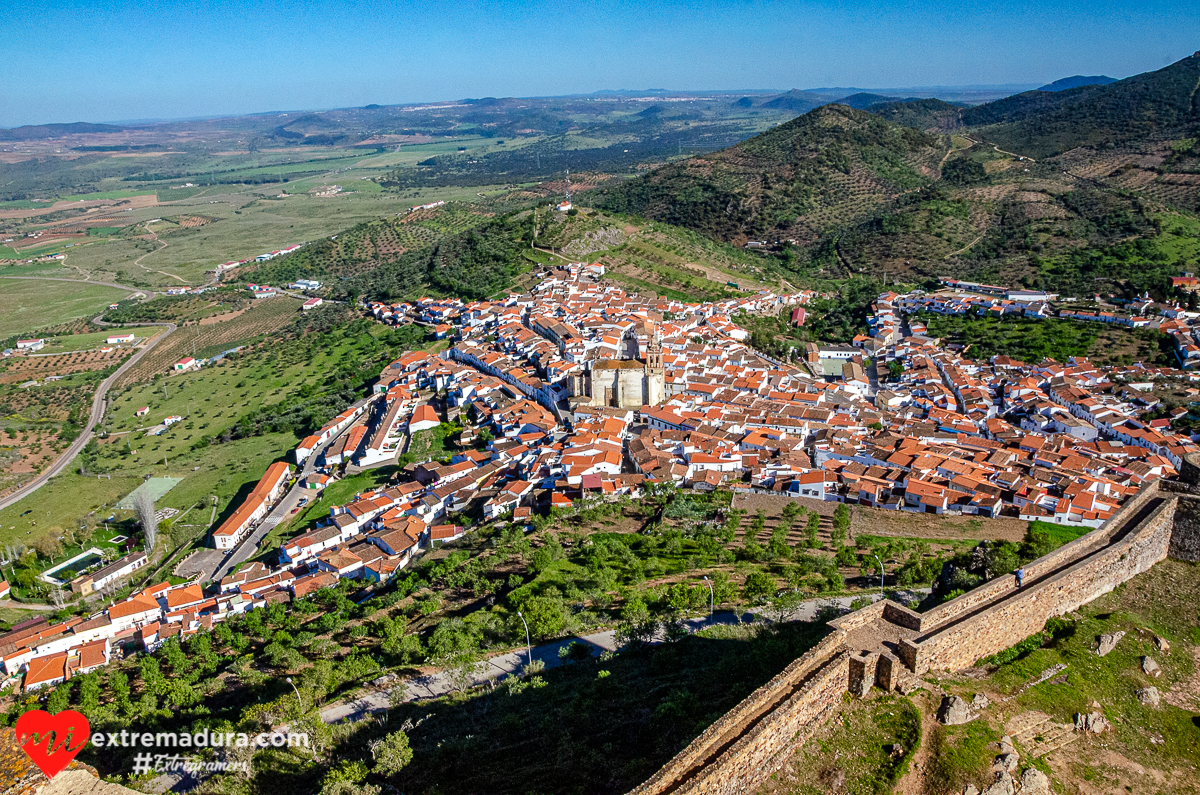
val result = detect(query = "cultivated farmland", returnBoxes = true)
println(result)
[116,295,303,387]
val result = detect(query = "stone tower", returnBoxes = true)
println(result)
[644,323,665,406]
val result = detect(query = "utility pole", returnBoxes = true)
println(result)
[702,575,714,619]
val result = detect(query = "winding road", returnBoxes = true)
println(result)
[0,281,178,511]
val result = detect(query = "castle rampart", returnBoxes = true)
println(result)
[627,454,1200,795]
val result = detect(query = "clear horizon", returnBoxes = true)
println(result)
[4,0,1198,128]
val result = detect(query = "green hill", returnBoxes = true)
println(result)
[593,104,945,244]
[839,92,908,109]
[867,98,965,131]
[961,52,1200,157]
[1037,75,1118,92]
[759,89,833,113]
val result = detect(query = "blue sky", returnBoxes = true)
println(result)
[3,0,1197,127]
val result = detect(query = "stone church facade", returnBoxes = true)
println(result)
[571,326,666,409]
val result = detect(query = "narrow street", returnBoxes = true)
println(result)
[205,395,379,582]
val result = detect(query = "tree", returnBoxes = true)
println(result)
[132,488,158,554]
[768,525,790,560]
[31,533,63,561]
[741,569,776,602]
[442,650,485,693]
[371,730,413,777]
[831,504,850,546]
[521,594,567,639]
[887,359,904,381]
[768,589,809,622]
[805,512,821,548]
[615,593,658,649]
[743,531,764,561]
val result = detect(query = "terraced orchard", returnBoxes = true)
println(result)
[245,201,493,285]
[117,296,302,387]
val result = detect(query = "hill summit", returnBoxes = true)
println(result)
[1037,75,1118,92]
[595,104,944,245]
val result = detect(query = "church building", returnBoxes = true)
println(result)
[571,324,666,409]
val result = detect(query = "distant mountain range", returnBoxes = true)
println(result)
[0,121,124,140]
[593,51,1200,292]
[1037,75,1118,92]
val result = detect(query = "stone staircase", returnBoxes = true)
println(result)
[1006,711,1078,758]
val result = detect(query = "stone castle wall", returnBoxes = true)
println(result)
[626,457,1200,795]
[628,631,849,795]
[901,496,1177,672]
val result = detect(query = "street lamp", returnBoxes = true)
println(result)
[516,611,532,667]
[873,554,885,598]
[286,676,302,710]
[702,575,714,619]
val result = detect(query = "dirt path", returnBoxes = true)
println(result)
[894,696,940,795]
[945,232,988,260]
[132,222,188,283]
[0,317,177,512]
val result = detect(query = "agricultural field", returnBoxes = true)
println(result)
[8,181,524,289]
[0,317,427,550]
[0,278,134,338]
[0,373,103,500]
[0,346,128,385]
[114,295,302,387]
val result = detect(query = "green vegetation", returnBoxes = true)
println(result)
[0,279,131,338]
[919,313,1175,366]
[595,105,944,245]
[738,277,887,353]
[8,498,831,795]
[781,695,921,795]
[867,98,965,131]
[935,522,1091,601]
[960,54,1200,158]
[0,317,422,550]
[960,560,1200,790]
[925,719,1002,794]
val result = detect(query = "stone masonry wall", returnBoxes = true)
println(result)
[626,466,1200,795]
[904,498,1177,673]
[915,481,1163,633]
[1168,495,1200,562]
[668,652,850,795]
[628,632,848,795]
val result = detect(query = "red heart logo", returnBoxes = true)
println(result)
[15,709,90,780]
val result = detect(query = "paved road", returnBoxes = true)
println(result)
[0,317,177,512]
[206,397,377,582]
[319,591,928,724]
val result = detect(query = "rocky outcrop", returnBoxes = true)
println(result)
[1074,711,1110,733]
[1136,686,1161,706]
[937,695,973,725]
[981,772,1014,795]
[1020,768,1052,795]
[1096,630,1125,656]
[1142,656,1162,678]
